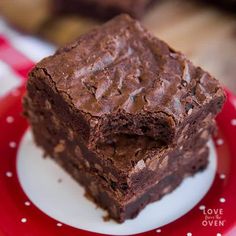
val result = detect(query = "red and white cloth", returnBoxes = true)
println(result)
[0,18,55,97]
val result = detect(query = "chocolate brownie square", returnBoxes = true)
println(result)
[27,14,225,150]
[23,14,225,222]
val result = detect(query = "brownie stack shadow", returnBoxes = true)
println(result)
[23,14,225,223]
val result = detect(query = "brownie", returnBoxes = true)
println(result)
[29,14,225,150]
[32,117,210,223]
[24,87,214,195]
[24,86,209,222]
[69,146,209,222]
[23,14,225,223]
[53,0,154,19]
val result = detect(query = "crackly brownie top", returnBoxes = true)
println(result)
[35,14,225,122]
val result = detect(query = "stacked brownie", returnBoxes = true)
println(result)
[23,14,225,222]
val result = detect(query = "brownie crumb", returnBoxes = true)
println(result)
[103,214,111,222]
[84,192,99,209]
[84,192,94,202]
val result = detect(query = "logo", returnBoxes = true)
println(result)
[201,207,226,227]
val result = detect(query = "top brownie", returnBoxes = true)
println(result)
[30,14,225,148]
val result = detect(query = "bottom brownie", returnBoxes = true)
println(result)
[53,145,209,222]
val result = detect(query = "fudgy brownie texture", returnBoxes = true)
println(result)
[54,0,154,20]
[28,14,225,150]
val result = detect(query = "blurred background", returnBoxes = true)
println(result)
[0,0,235,92]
